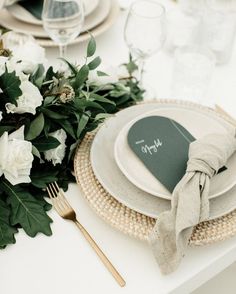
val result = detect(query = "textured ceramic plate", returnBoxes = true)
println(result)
[36,2,119,47]
[7,0,99,25]
[114,107,236,200]
[90,102,236,217]
[0,0,111,38]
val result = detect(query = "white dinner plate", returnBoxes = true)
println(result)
[7,0,99,26]
[114,107,236,200]
[90,102,236,218]
[0,0,111,38]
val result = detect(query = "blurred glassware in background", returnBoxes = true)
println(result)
[201,0,236,64]
[178,0,206,16]
[166,0,236,64]
[171,46,215,104]
[42,0,84,59]
[124,0,166,93]
[165,10,200,53]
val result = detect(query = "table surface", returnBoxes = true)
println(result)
[1,1,236,294]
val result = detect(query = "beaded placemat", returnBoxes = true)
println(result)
[74,100,236,246]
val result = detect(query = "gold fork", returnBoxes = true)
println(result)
[47,182,126,287]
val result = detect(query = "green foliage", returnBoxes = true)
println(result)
[0,70,22,105]
[0,35,144,249]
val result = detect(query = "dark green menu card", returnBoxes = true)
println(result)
[127,116,195,193]
[19,0,43,20]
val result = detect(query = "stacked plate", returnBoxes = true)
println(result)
[89,101,236,220]
[0,0,119,47]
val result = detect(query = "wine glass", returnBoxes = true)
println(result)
[124,0,166,87]
[42,0,84,58]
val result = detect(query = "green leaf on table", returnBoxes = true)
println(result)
[74,65,89,89]
[97,71,109,77]
[30,64,45,88]
[41,108,69,120]
[0,126,15,137]
[125,54,138,75]
[87,35,96,57]
[0,70,22,105]
[90,93,116,106]
[32,145,41,160]
[0,199,17,248]
[26,113,44,140]
[57,119,76,139]
[59,58,78,75]
[1,181,52,237]
[95,113,114,121]
[33,136,60,152]
[31,174,58,189]
[88,56,101,70]
[77,113,89,138]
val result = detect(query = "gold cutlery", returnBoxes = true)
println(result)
[215,104,236,126]
[47,182,126,287]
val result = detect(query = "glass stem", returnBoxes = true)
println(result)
[138,58,145,87]
[59,44,67,59]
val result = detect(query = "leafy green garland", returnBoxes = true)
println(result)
[0,36,143,248]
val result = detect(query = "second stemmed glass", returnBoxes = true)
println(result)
[42,0,84,59]
[124,0,166,87]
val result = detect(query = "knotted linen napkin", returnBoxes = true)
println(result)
[149,132,236,275]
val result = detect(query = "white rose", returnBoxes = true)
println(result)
[0,126,33,185]
[5,80,43,115]
[88,65,119,85]
[44,129,67,166]
[9,40,46,74]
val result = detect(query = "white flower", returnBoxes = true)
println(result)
[44,129,67,166]
[10,41,46,74]
[88,65,119,85]
[5,80,43,115]
[0,111,2,121]
[0,126,33,185]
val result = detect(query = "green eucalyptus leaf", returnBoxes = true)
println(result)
[43,95,56,106]
[1,181,52,237]
[97,70,109,77]
[41,108,69,120]
[87,35,96,57]
[88,56,101,70]
[90,93,116,106]
[77,113,89,138]
[59,58,78,75]
[95,113,113,121]
[0,199,17,248]
[33,136,60,152]
[57,120,76,139]
[0,70,22,105]
[32,145,41,159]
[74,65,89,89]
[26,113,44,140]
[30,64,45,88]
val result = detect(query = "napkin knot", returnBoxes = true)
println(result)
[186,133,236,178]
[150,132,236,275]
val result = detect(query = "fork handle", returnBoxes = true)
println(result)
[74,220,126,287]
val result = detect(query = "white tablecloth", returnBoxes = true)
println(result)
[1,1,236,294]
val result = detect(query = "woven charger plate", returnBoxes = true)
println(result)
[74,99,236,246]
